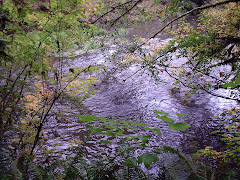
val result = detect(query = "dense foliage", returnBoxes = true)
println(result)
[0,0,239,179]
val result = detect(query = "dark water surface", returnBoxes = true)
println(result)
[82,52,236,154]
[43,21,237,168]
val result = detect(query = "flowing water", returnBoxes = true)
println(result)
[43,19,238,169]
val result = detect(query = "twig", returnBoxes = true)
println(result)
[110,0,143,27]
[149,0,240,39]
[30,65,92,155]
[91,0,136,24]
[164,67,240,101]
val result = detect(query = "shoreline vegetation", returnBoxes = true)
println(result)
[0,0,239,179]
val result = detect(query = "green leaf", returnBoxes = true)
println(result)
[134,122,148,127]
[95,128,104,134]
[153,128,161,135]
[143,128,161,135]
[223,82,236,88]
[138,153,158,169]
[0,174,12,180]
[169,123,190,131]
[105,131,114,136]
[104,124,113,129]
[235,78,240,84]
[85,125,93,130]
[99,117,107,122]
[139,136,150,144]
[144,127,153,131]
[158,115,174,123]
[98,140,112,144]
[123,120,133,125]
[116,129,124,135]
[109,119,117,124]
[76,115,98,122]
[124,157,138,167]
[153,110,169,115]
[176,113,187,117]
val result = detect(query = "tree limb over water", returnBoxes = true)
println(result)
[91,0,140,24]
[149,0,240,40]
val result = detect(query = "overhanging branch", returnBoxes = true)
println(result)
[110,0,142,27]
[149,0,240,39]
[91,0,139,24]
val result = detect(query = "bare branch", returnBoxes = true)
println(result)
[30,64,92,155]
[164,67,240,102]
[110,0,142,27]
[91,0,137,24]
[149,0,240,39]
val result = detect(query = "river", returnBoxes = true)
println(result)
[42,18,238,175]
